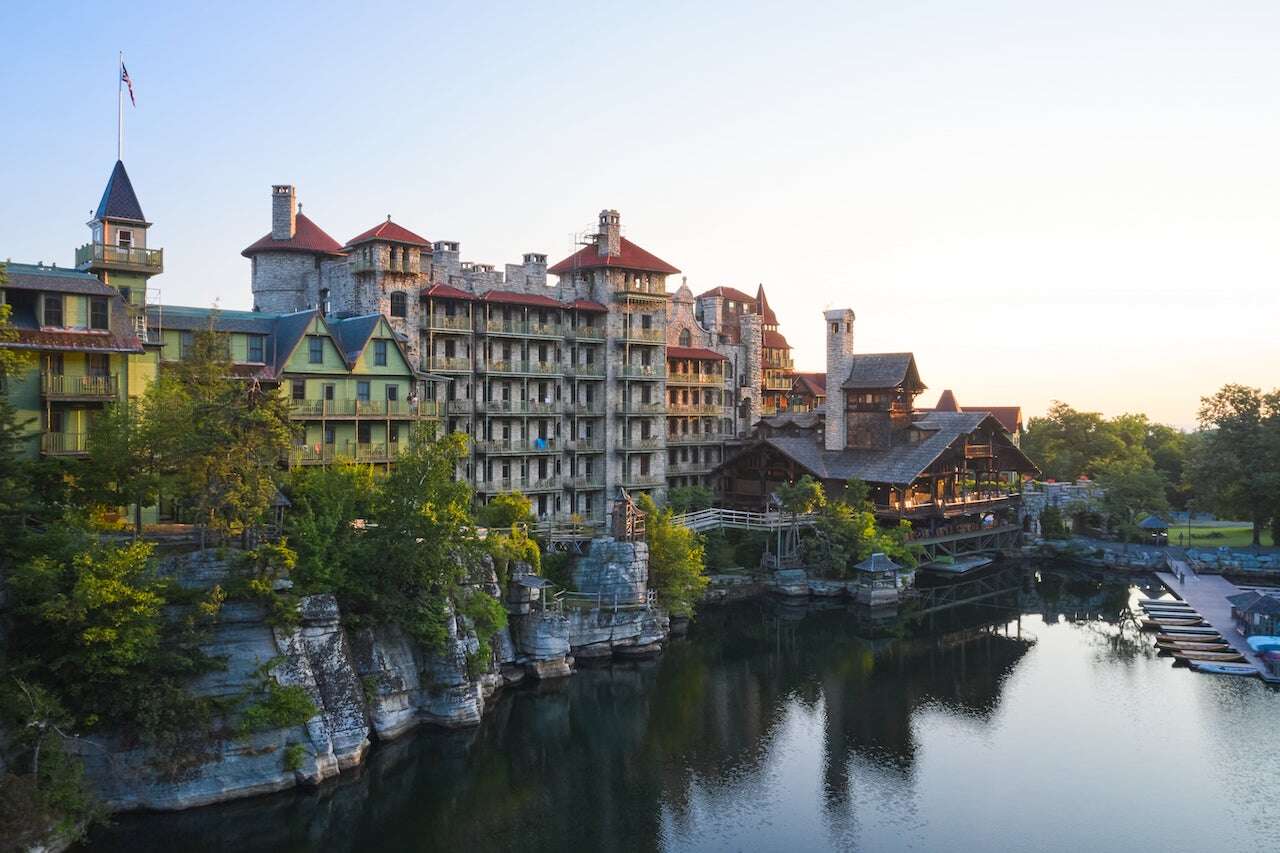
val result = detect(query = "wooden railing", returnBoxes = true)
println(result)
[669,508,817,533]
[288,399,439,418]
[41,373,118,399]
[41,432,89,456]
[666,372,724,386]
[75,242,163,270]
[668,403,722,415]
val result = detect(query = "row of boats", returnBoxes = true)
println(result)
[1137,598,1259,677]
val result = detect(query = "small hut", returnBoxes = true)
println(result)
[853,552,906,607]
[1138,515,1169,546]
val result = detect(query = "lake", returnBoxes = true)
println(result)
[85,566,1280,852]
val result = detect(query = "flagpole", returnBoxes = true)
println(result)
[117,51,123,161]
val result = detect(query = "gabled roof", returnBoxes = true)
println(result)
[1228,591,1262,609]
[792,372,826,396]
[2,262,116,296]
[666,346,727,361]
[696,285,754,303]
[242,212,347,258]
[841,353,924,392]
[326,314,385,364]
[480,289,564,309]
[421,282,476,301]
[548,237,680,276]
[94,160,147,223]
[146,306,316,378]
[762,328,790,349]
[346,218,431,248]
[855,553,902,573]
[968,405,1023,434]
[755,284,778,325]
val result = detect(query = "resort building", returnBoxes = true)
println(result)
[713,308,1039,548]
[788,372,827,413]
[921,389,1024,445]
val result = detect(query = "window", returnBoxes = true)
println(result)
[323,384,335,401]
[357,381,371,402]
[42,295,63,327]
[389,424,400,444]
[89,297,109,330]
[292,379,306,401]
[117,230,132,248]
[390,291,407,318]
[386,384,398,402]
[87,354,109,377]
[324,425,335,445]
[308,336,323,364]
[45,353,64,375]
[319,289,330,316]
[358,422,371,444]
[247,334,265,363]
[374,339,388,366]
[179,331,194,359]
[679,329,691,347]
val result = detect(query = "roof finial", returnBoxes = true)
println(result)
[387,214,392,222]
[297,202,303,213]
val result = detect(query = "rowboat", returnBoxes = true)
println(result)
[1157,633,1224,645]
[1156,641,1231,652]
[1173,650,1246,662]
[1142,604,1195,614]
[1138,598,1189,607]
[1141,618,1205,631]
[1189,661,1258,677]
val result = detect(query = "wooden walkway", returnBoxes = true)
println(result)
[1155,562,1263,673]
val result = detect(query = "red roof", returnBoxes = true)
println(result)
[666,346,727,361]
[421,283,476,301]
[571,299,608,313]
[242,212,347,258]
[696,285,754,303]
[933,389,960,411]
[346,218,431,248]
[762,329,790,349]
[548,237,680,276]
[969,405,1023,434]
[755,285,778,324]
[792,372,826,396]
[9,328,143,354]
[481,289,565,309]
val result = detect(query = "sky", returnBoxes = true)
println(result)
[4,0,1279,428]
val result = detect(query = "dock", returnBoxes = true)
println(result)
[1154,560,1266,676]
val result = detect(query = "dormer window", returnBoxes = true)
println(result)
[42,294,63,327]
[117,230,133,249]
[89,297,109,330]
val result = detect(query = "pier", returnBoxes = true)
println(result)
[1153,561,1268,677]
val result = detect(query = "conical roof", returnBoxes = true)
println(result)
[755,284,778,324]
[95,160,146,223]
[934,389,961,411]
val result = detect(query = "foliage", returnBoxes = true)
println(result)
[541,551,574,590]
[666,485,715,513]
[282,743,307,773]
[458,588,508,679]
[1186,384,1280,547]
[477,491,533,529]
[803,496,919,578]
[236,676,317,738]
[0,283,37,379]
[282,461,377,594]
[777,475,826,515]
[485,524,541,588]
[82,399,161,537]
[232,541,301,630]
[145,323,295,541]
[638,494,708,617]
[1039,505,1070,539]
[344,427,480,648]
[1096,455,1169,539]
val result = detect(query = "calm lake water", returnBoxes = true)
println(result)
[86,566,1280,853]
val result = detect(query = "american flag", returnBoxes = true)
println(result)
[121,62,135,106]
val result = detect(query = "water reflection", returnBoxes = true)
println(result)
[86,566,1278,853]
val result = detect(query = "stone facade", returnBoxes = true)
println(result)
[824,308,855,450]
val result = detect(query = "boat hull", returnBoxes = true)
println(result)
[1156,641,1231,652]
[1189,662,1258,677]
[1173,650,1246,662]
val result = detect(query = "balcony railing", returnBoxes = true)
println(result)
[41,432,89,456]
[289,399,437,418]
[667,431,729,445]
[620,364,662,379]
[478,360,562,375]
[620,402,665,415]
[763,375,793,391]
[567,363,606,377]
[474,437,559,454]
[615,283,668,300]
[567,475,604,489]
[622,472,664,487]
[426,356,472,372]
[425,315,472,333]
[480,400,560,416]
[569,325,605,340]
[964,444,995,458]
[571,403,605,416]
[668,403,722,416]
[526,323,564,338]
[41,373,118,399]
[475,476,561,492]
[75,242,163,272]
[619,328,665,343]
[667,459,715,474]
[446,400,474,414]
[621,436,664,450]
[666,372,724,386]
[566,438,605,452]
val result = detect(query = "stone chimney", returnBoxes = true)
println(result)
[272,185,296,241]
[597,209,621,257]
[824,308,855,451]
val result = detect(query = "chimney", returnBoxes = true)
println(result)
[272,185,296,241]
[824,308,855,451]
[597,209,621,257]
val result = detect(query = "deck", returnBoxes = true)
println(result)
[1154,563,1267,675]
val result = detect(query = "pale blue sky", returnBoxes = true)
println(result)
[4,1,1279,426]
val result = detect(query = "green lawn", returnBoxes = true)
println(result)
[1169,524,1259,549]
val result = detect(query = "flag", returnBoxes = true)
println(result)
[121,62,135,106]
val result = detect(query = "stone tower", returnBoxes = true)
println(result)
[598,209,621,257]
[824,308,855,450]
[243,185,348,314]
[344,217,431,365]
[78,160,163,320]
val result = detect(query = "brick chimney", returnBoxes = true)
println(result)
[272,185,296,241]
[824,308,855,451]
[597,209,621,257]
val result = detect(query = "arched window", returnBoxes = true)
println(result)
[390,291,407,318]
[678,328,692,347]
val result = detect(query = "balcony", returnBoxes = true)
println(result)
[478,360,562,376]
[41,373,118,400]
[763,375,793,391]
[475,476,561,493]
[480,400,560,416]
[567,475,604,489]
[426,356,472,372]
[567,363,606,378]
[474,437,559,454]
[289,399,435,419]
[76,242,163,274]
[569,325,605,340]
[446,399,474,414]
[526,322,564,339]
[666,372,724,386]
[571,403,605,416]
[668,402,722,416]
[614,283,668,302]
[964,444,996,458]
[667,459,715,475]
[667,431,729,445]
[622,472,664,487]
[620,401,665,415]
[621,436,663,450]
[425,315,472,333]
[566,438,605,452]
[619,327,665,344]
[41,432,88,456]
[620,364,662,379]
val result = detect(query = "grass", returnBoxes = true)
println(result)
[1170,524,1260,549]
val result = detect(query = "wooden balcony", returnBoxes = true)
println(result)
[669,402,722,416]
[424,315,472,333]
[614,283,669,302]
[41,373,118,400]
[567,363,606,377]
[622,472,664,487]
[667,459,715,474]
[620,401,665,415]
[569,325,605,340]
[667,431,729,445]
[763,375,793,391]
[474,437,559,454]
[666,372,724,386]
[964,444,996,458]
[621,436,664,450]
[288,399,438,419]
[477,360,562,376]
[426,356,472,372]
[618,327,665,344]
[75,242,163,273]
[41,432,88,456]
[620,364,663,379]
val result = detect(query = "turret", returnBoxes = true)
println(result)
[597,209,621,257]
[824,308,854,450]
[76,160,162,311]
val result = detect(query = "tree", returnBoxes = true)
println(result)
[1095,456,1169,542]
[82,400,159,537]
[803,489,919,578]
[477,491,533,529]
[1187,384,1280,547]
[1022,402,1128,481]
[282,461,377,594]
[637,494,708,618]
[145,325,295,543]
[666,485,714,513]
[777,475,826,516]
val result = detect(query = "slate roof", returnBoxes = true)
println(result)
[934,389,960,411]
[95,160,147,223]
[761,411,823,430]
[1138,516,1170,530]
[547,237,680,276]
[242,213,347,257]
[1236,593,1280,615]
[855,553,902,573]
[724,411,1036,486]
[841,353,924,392]
[421,283,476,301]
[695,285,754,303]
[666,345,726,361]
[792,372,826,397]
[1228,591,1261,609]
[919,390,1022,433]
[2,263,116,296]
[346,218,431,248]
[327,314,382,363]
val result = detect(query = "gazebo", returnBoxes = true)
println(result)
[1138,515,1169,546]
[852,552,907,607]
